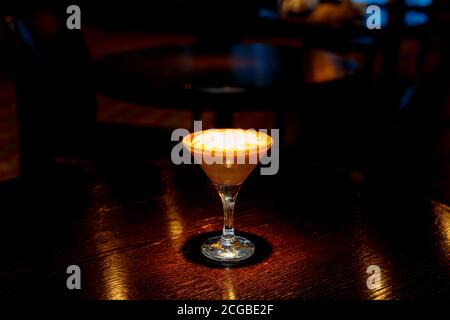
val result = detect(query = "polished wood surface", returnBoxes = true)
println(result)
[0,132,449,299]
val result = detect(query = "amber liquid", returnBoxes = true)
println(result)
[183,129,272,186]
[200,162,256,186]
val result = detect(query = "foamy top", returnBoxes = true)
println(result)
[183,129,272,154]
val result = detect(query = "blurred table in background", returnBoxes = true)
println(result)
[95,43,360,128]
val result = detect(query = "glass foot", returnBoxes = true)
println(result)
[201,235,255,262]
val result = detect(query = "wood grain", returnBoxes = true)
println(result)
[0,147,448,300]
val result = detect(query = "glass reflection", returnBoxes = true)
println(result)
[222,270,237,300]
[231,44,279,88]
[304,51,347,83]
[351,0,388,5]
[91,201,130,300]
[405,0,433,7]
[359,242,393,299]
[159,162,184,247]
[103,252,130,300]
[431,200,450,262]
[404,11,429,26]
[354,221,393,300]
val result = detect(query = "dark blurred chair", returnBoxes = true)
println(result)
[2,3,96,178]
[362,23,450,202]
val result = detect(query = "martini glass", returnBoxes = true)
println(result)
[182,129,273,262]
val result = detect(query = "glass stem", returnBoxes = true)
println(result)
[216,184,241,242]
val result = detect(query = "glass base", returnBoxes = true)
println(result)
[201,235,255,262]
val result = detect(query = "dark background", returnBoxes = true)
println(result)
[0,0,449,300]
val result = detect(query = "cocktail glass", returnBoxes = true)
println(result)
[183,129,273,262]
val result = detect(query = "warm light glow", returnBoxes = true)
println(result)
[183,129,273,185]
[184,129,272,154]
[354,219,393,300]
[223,271,237,300]
[158,161,184,245]
[431,200,450,262]
[89,201,130,300]
[103,253,130,300]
